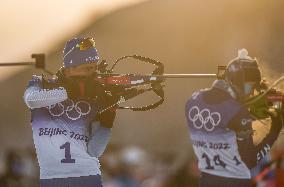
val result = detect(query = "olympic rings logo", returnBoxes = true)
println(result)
[46,99,91,121]
[188,106,221,132]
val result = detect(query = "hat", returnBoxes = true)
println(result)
[63,37,100,68]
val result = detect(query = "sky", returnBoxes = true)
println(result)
[0,0,147,80]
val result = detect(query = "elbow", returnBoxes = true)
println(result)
[87,145,104,158]
[23,86,41,109]
[23,92,35,109]
[23,92,42,109]
[88,150,102,158]
[87,126,111,158]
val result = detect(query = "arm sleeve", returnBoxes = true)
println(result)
[228,106,254,133]
[23,75,68,109]
[87,121,111,158]
[228,106,282,168]
[254,116,282,162]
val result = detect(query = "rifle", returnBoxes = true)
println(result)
[92,55,228,112]
[0,54,219,112]
[1,54,283,118]
[246,77,284,122]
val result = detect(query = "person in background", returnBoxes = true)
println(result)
[0,150,25,187]
[185,49,283,187]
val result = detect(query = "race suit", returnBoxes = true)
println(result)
[24,75,111,187]
[185,80,281,187]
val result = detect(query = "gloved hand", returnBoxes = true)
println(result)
[57,74,96,100]
[96,107,116,128]
[268,109,283,133]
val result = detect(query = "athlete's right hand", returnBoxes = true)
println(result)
[268,109,283,133]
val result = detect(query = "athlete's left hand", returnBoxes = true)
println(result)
[97,107,116,128]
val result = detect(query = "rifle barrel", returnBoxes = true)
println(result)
[97,73,217,78]
[157,74,216,78]
[0,62,34,66]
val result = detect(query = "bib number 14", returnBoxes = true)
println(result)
[60,142,75,163]
[202,153,241,170]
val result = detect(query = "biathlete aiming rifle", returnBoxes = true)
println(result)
[0,54,219,112]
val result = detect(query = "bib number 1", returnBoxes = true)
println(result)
[60,142,75,163]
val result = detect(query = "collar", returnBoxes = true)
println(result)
[212,80,237,99]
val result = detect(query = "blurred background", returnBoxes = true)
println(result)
[0,0,284,186]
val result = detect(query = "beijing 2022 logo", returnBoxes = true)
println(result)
[46,99,91,121]
[188,106,221,131]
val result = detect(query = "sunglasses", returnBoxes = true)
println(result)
[76,38,96,51]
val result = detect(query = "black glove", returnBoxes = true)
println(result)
[57,74,98,100]
[96,107,116,128]
[42,73,65,90]
[94,83,120,128]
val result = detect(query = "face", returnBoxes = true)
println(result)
[63,63,97,78]
[243,82,256,98]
